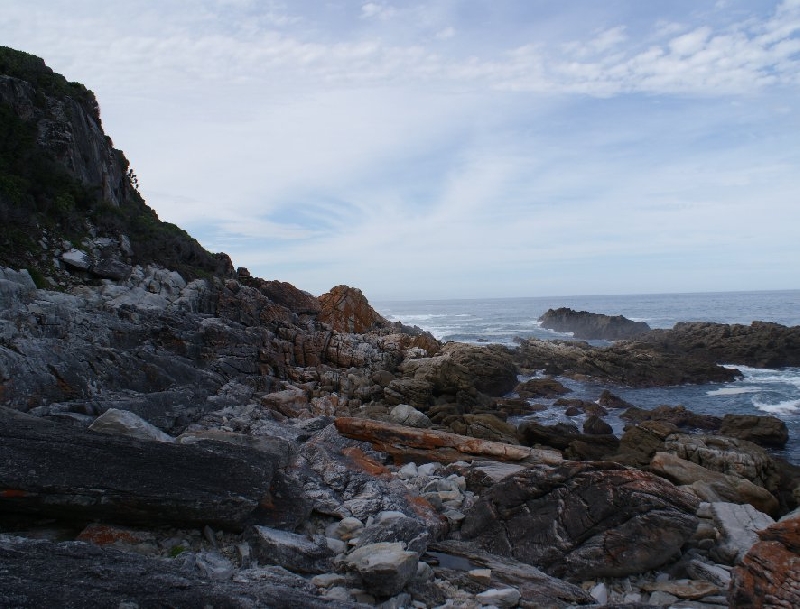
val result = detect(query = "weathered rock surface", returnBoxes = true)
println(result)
[513,337,740,387]
[334,416,562,465]
[0,407,277,530]
[518,420,620,460]
[719,413,790,448]
[88,407,175,443]
[0,536,356,609]
[708,502,775,565]
[245,525,334,574]
[514,376,571,398]
[538,307,651,340]
[317,285,388,333]
[342,542,419,597]
[460,461,699,579]
[730,511,800,607]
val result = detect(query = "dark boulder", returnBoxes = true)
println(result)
[0,408,277,530]
[459,461,699,579]
[515,377,571,399]
[538,307,651,340]
[719,414,789,448]
[518,420,620,460]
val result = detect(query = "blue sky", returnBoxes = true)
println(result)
[2,0,799,299]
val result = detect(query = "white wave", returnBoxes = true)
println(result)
[388,313,448,323]
[706,386,761,397]
[753,398,800,415]
[722,365,800,389]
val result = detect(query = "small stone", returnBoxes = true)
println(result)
[468,568,492,585]
[327,516,364,541]
[648,590,678,605]
[325,537,346,554]
[322,586,351,601]
[475,587,521,608]
[398,462,419,479]
[417,462,442,477]
[590,582,608,604]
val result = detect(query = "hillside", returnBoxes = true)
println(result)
[0,46,232,285]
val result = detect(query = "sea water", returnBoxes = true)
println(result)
[375,290,800,464]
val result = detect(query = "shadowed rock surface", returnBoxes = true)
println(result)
[459,460,700,579]
[538,307,651,340]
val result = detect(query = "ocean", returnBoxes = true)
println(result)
[374,290,800,464]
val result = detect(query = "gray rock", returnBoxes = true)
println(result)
[686,559,732,589]
[355,511,429,554]
[89,408,175,443]
[245,525,334,574]
[61,248,91,270]
[390,404,432,428]
[344,542,419,597]
[475,587,521,607]
[709,501,775,565]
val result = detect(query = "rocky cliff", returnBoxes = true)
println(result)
[1,48,795,608]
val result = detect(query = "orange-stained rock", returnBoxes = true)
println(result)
[318,285,388,333]
[334,416,562,466]
[730,513,800,608]
[77,523,153,546]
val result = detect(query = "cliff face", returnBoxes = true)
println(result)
[0,46,231,284]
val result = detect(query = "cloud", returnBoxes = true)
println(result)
[361,2,397,21]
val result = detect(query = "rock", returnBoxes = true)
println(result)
[444,413,520,445]
[583,415,613,435]
[244,525,334,574]
[343,542,419,597]
[637,320,800,369]
[390,404,432,428]
[334,417,562,466]
[176,430,295,469]
[317,285,388,333]
[512,337,741,387]
[730,511,800,608]
[429,539,594,606]
[61,248,91,270]
[621,404,722,430]
[355,510,429,554]
[88,407,175,443]
[459,461,699,579]
[719,414,789,448]
[0,535,352,608]
[611,420,679,467]
[538,307,651,340]
[440,342,519,397]
[641,579,722,600]
[708,502,775,565]
[686,558,732,589]
[518,421,619,460]
[91,256,131,280]
[650,452,779,516]
[514,377,571,399]
[0,407,277,530]
[597,389,634,409]
[0,267,37,308]
[475,587,521,608]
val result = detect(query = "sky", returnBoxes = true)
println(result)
[2,1,799,300]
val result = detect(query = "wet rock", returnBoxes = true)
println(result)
[719,414,789,449]
[460,461,699,579]
[597,389,635,409]
[538,307,651,340]
[730,511,800,608]
[514,377,571,399]
[611,420,679,467]
[621,404,722,431]
[583,415,613,435]
[343,542,419,597]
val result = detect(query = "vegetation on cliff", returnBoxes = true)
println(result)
[0,46,231,283]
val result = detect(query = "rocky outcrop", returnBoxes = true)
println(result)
[513,337,740,387]
[517,420,620,461]
[719,413,790,448]
[730,511,800,607]
[318,285,388,333]
[638,321,800,368]
[538,307,651,340]
[459,461,700,579]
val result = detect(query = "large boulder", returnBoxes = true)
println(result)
[459,461,699,579]
[518,421,619,461]
[719,414,789,448]
[0,408,277,530]
[538,307,651,340]
[440,342,519,396]
[730,511,800,607]
[317,285,388,333]
[342,542,419,597]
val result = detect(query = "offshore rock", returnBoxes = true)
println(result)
[317,285,388,333]
[459,460,699,579]
[0,408,277,530]
[514,377,571,399]
[538,307,651,340]
[730,511,800,607]
[638,321,800,369]
[512,337,739,387]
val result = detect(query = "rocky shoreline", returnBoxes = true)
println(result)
[2,266,800,608]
